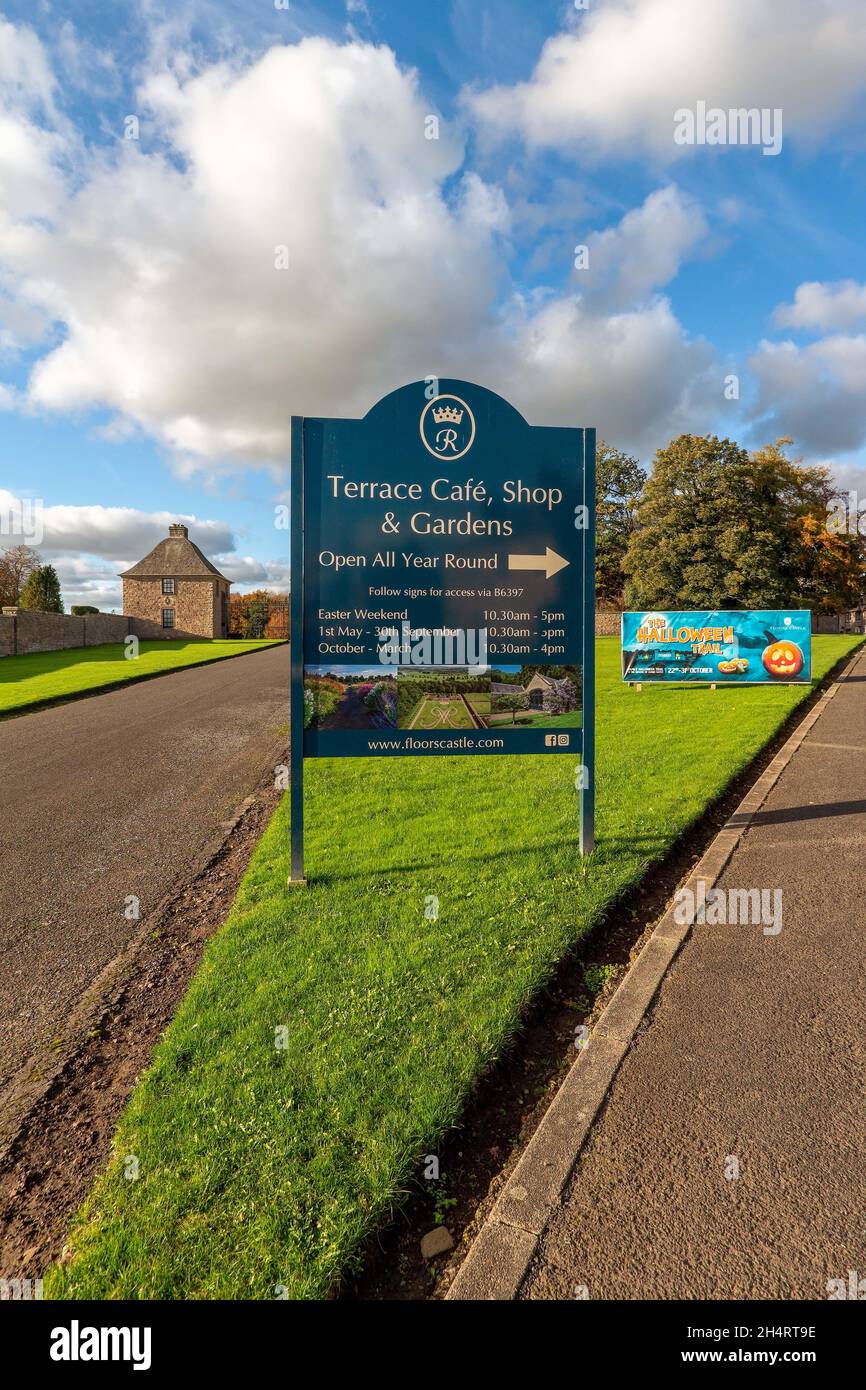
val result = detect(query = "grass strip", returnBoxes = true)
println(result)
[47,634,862,1299]
[0,640,283,715]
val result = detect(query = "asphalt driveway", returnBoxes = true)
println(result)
[0,643,289,1111]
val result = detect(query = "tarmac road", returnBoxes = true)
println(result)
[0,644,289,1105]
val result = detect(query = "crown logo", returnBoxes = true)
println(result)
[432,404,464,424]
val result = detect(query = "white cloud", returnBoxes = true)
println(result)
[749,335,866,455]
[214,554,290,589]
[0,18,71,224]
[470,0,866,159]
[12,499,234,565]
[492,294,718,445]
[0,17,58,115]
[0,491,292,608]
[774,280,866,332]
[0,27,723,468]
[4,37,497,466]
[827,459,866,503]
[580,184,708,311]
[53,20,121,100]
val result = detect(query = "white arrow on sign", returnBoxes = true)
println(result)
[507,547,570,580]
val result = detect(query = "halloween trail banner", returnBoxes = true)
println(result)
[621,611,812,685]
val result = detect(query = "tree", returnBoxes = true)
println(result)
[724,439,857,608]
[542,677,579,714]
[71,605,100,616]
[495,692,529,724]
[264,594,290,639]
[517,663,582,688]
[245,591,271,639]
[229,589,287,638]
[622,435,750,608]
[19,563,64,613]
[228,590,249,637]
[595,443,646,605]
[794,514,865,613]
[0,544,40,607]
[621,434,864,611]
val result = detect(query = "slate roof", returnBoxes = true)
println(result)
[119,527,229,581]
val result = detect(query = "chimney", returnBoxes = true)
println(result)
[169,523,189,539]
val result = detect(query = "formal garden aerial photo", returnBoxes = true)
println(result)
[397,666,491,729]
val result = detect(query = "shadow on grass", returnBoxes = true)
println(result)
[0,640,211,683]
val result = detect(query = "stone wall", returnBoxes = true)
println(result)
[0,608,203,657]
[812,614,866,635]
[1,610,86,655]
[212,579,230,639]
[0,614,15,657]
[82,612,131,646]
[122,576,224,639]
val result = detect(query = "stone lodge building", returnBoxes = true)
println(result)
[120,524,230,639]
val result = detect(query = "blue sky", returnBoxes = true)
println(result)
[2,0,866,607]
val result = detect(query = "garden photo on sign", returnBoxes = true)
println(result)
[303,666,397,731]
[396,666,491,730]
[489,665,583,729]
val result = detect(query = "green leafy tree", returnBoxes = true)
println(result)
[621,434,862,611]
[19,563,64,613]
[245,591,270,638]
[495,692,529,724]
[71,605,99,615]
[595,443,646,604]
[622,435,750,608]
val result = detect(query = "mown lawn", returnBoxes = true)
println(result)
[47,634,861,1300]
[0,639,283,714]
[490,708,584,728]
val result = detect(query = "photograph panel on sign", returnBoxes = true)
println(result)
[304,664,397,731]
[396,666,491,731]
[488,665,582,732]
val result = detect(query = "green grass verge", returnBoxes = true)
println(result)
[489,708,584,728]
[0,640,284,715]
[47,634,862,1300]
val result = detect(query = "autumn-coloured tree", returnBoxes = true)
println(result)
[794,514,865,613]
[264,594,289,639]
[229,589,289,638]
[0,544,40,607]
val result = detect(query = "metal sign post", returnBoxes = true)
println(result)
[579,428,596,856]
[289,414,306,885]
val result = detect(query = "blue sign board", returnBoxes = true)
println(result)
[289,379,596,880]
[621,610,812,684]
